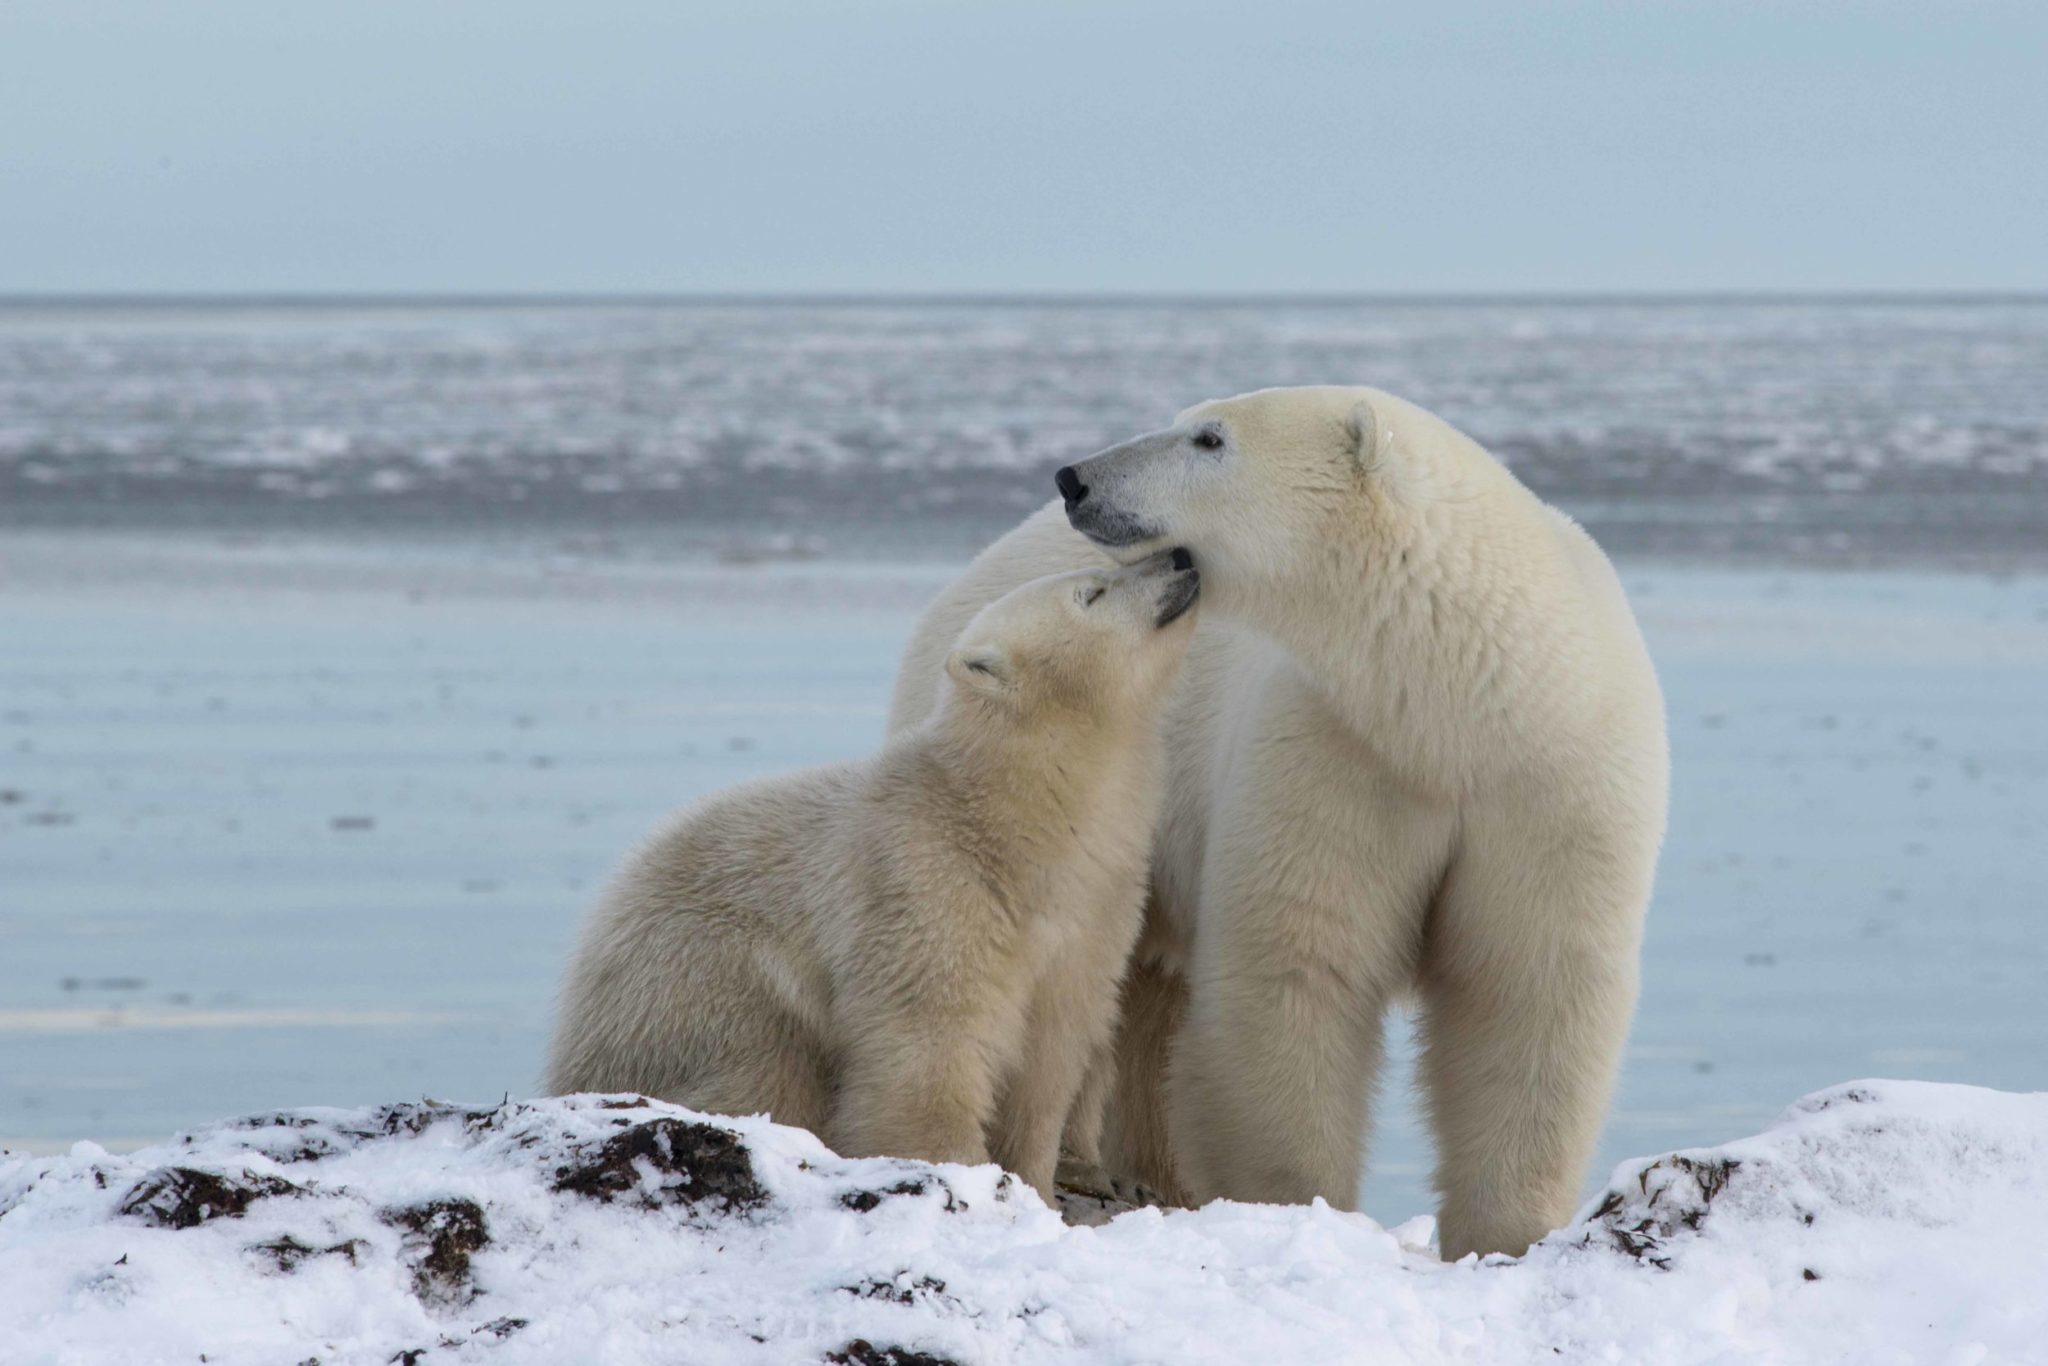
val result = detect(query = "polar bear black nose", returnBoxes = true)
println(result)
[1055,465,1088,508]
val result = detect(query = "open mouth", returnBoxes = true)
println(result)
[1153,551,1201,627]
[1067,502,1167,553]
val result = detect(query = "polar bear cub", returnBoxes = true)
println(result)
[544,550,1201,1197]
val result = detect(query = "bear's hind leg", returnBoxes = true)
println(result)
[547,934,832,1137]
[1419,815,1649,1260]
[663,1004,834,1138]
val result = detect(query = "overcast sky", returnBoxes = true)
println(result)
[3,1,2043,294]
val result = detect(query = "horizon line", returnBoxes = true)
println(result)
[3,289,2047,309]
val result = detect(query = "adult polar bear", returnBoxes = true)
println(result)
[887,386,1667,1259]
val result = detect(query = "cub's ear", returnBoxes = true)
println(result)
[944,645,1015,700]
[1348,396,1389,475]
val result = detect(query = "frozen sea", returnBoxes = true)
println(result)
[1,298,2044,1228]
[5,295,2048,567]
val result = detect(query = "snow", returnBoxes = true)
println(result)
[3,1081,2044,1365]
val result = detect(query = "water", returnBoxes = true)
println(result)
[4,297,2046,566]
[4,547,2043,1224]
[2,298,2044,1226]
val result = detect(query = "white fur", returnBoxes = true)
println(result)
[887,386,1668,1257]
[545,558,1199,1200]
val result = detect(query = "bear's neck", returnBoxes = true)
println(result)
[916,702,1152,856]
[1235,496,1587,790]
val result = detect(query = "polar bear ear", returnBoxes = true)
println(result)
[945,645,1016,700]
[1348,397,1390,476]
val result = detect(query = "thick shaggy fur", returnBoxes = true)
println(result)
[545,559,1198,1199]
[887,387,1668,1257]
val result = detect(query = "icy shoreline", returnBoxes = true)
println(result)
[6,542,2048,1229]
[3,1080,2044,1365]
[8,298,2048,570]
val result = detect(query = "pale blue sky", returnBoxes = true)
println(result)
[3,0,2043,294]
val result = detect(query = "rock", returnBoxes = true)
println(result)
[381,1198,490,1306]
[116,1167,302,1230]
[550,1115,767,1212]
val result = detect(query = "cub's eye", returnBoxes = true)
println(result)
[1191,426,1224,451]
[1079,586,1107,607]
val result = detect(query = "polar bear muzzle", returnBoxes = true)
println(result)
[1055,428,1182,552]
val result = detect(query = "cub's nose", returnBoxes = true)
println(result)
[1169,547,1193,572]
[1055,465,1088,508]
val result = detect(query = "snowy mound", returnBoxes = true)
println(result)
[4,1082,2046,1365]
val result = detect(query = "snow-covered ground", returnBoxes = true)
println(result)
[3,1080,2045,1365]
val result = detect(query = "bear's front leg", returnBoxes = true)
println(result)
[1056,1034,1115,1169]
[1418,805,1651,1260]
[830,1004,1005,1170]
[1167,897,1389,1208]
[989,949,1126,1201]
[1165,710,1453,1209]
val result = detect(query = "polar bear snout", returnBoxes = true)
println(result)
[1056,430,1180,553]
[1126,546,1201,628]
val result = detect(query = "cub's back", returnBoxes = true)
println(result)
[597,762,871,953]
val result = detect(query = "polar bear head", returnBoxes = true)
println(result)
[1053,386,1488,613]
[941,548,1200,724]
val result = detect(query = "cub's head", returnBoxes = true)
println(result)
[943,549,1200,726]
[1054,386,1447,610]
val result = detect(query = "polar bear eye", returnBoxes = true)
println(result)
[1191,425,1225,451]
[1079,586,1107,608]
